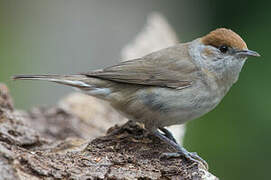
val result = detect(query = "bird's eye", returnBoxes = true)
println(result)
[219,45,228,53]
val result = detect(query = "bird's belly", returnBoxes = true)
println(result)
[115,84,222,129]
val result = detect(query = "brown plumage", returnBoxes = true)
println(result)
[201,28,247,50]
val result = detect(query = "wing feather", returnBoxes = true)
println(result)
[83,44,198,89]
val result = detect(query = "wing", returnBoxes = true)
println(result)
[84,44,199,89]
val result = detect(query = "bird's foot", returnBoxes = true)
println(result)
[160,151,208,170]
[154,129,208,170]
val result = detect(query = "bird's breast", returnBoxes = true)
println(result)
[116,81,223,129]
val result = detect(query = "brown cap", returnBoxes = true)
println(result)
[201,28,247,50]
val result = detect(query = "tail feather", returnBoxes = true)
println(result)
[12,74,91,88]
[13,74,65,81]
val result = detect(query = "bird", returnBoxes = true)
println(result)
[13,28,260,169]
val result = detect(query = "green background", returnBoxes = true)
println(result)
[0,1,270,179]
[185,1,271,179]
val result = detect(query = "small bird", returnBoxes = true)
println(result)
[13,28,260,169]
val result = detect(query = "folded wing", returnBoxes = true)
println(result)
[84,44,198,89]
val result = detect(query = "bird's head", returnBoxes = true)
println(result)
[189,28,260,86]
[200,28,260,61]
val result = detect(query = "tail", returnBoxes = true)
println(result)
[12,74,92,89]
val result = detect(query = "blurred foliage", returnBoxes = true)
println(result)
[185,1,271,180]
[0,1,270,179]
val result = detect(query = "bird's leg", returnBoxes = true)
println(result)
[158,127,178,143]
[153,130,208,170]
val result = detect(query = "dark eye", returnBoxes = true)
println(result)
[219,45,228,53]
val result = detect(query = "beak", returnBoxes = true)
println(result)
[236,49,261,57]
